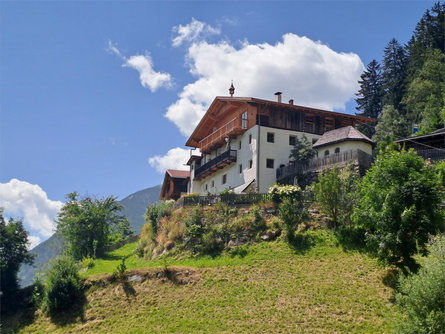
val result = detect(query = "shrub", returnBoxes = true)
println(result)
[395,234,445,333]
[279,196,305,242]
[80,256,95,270]
[43,256,84,314]
[314,166,359,228]
[269,184,303,203]
[353,149,444,271]
[144,200,174,239]
[183,206,205,254]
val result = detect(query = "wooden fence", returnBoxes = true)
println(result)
[276,149,373,181]
[174,193,270,210]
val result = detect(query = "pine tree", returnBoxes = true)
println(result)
[355,59,384,137]
[382,38,408,111]
[403,49,445,133]
[406,3,445,81]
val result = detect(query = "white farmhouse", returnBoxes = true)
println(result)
[161,90,374,199]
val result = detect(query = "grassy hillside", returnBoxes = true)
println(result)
[18,185,161,287]
[7,230,400,333]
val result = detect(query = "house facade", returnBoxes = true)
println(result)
[182,92,373,195]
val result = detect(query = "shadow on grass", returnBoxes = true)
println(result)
[48,293,87,326]
[333,227,369,253]
[287,233,314,254]
[101,253,123,261]
[1,286,39,333]
[121,278,136,300]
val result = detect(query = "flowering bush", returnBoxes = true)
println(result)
[268,184,302,203]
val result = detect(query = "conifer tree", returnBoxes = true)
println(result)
[355,59,384,137]
[382,38,408,111]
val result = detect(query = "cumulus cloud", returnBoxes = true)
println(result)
[107,41,172,92]
[0,179,63,246]
[166,33,364,136]
[148,147,192,174]
[172,18,221,47]
[28,235,41,250]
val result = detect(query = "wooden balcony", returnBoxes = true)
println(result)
[199,117,247,154]
[276,149,373,182]
[195,149,237,180]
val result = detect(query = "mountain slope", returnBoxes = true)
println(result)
[18,184,161,287]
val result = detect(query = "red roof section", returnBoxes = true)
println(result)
[166,169,190,179]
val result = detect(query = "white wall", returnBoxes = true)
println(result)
[189,125,329,194]
[317,141,373,157]
[257,127,321,192]
[190,126,258,195]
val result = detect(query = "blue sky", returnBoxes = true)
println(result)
[0,1,436,247]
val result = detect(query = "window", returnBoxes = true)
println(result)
[191,163,194,171]
[211,180,214,187]
[205,184,208,191]
[335,147,340,154]
[249,160,253,169]
[289,135,296,146]
[249,134,252,144]
[267,132,275,143]
[266,159,274,169]
[324,150,329,156]
[222,174,227,185]
[238,141,242,150]
[239,164,242,173]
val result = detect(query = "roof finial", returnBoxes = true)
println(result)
[229,81,235,97]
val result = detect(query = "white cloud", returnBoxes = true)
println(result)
[172,18,221,47]
[107,40,172,92]
[148,147,192,174]
[28,235,41,250]
[0,179,63,242]
[166,33,364,136]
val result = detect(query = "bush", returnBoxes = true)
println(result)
[43,256,84,314]
[353,149,444,271]
[80,256,95,270]
[395,234,445,333]
[279,196,305,242]
[144,201,174,239]
[183,206,205,254]
[269,184,303,203]
[314,166,358,228]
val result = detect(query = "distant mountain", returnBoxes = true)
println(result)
[18,184,161,287]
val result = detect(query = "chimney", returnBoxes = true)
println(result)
[289,99,294,105]
[274,92,282,103]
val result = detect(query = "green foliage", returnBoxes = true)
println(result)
[80,256,95,270]
[353,149,444,270]
[289,134,317,165]
[43,256,84,314]
[355,59,384,137]
[382,38,408,111]
[184,206,205,254]
[0,210,35,308]
[404,48,445,133]
[314,166,359,228]
[279,196,305,242]
[113,258,127,280]
[395,234,445,334]
[56,192,132,261]
[269,184,303,203]
[373,105,410,143]
[144,200,174,239]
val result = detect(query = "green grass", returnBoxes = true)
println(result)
[6,230,400,333]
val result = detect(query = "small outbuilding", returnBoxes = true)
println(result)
[312,125,374,157]
[160,170,190,201]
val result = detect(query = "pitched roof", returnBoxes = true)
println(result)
[166,169,190,179]
[312,126,374,149]
[185,96,375,147]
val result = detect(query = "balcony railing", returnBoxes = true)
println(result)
[415,149,445,161]
[276,149,373,181]
[195,149,237,180]
[199,117,247,153]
